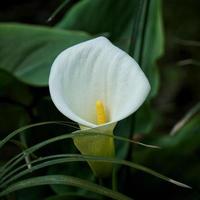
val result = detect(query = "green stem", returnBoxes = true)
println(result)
[112,167,117,191]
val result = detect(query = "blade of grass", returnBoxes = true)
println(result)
[0,153,22,175]
[170,102,200,135]
[0,175,133,200]
[0,154,191,189]
[0,121,78,149]
[0,128,159,180]
[47,0,72,22]
[0,121,158,150]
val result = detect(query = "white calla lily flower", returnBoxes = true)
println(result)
[49,37,150,177]
[49,37,150,128]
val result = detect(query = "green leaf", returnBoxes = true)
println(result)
[134,0,164,97]
[0,23,92,86]
[56,0,139,41]
[0,175,133,200]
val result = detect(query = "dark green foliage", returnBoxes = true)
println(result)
[0,0,199,199]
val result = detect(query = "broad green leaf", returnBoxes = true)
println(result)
[56,0,139,41]
[0,175,133,200]
[0,23,92,86]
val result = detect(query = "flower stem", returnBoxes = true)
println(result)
[112,167,117,191]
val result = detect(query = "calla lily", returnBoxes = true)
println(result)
[49,37,150,177]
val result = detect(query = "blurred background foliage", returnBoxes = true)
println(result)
[0,0,200,199]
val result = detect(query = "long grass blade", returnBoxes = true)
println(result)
[47,0,72,22]
[0,175,133,200]
[0,121,78,149]
[0,154,191,189]
[0,128,159,180]
[0,121,158,150]
[170,102,200,135]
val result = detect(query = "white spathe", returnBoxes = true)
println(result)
[49,37,150,128]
